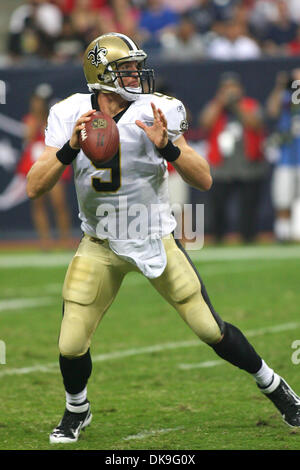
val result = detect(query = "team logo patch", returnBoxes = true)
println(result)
[92,118,107,129]
[180,119,189,131]
[87,44,108,67]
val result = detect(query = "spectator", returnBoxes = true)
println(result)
[7,0,63,60]
[288,0,300,23]
[242,0,256,7]
[160,16,205,62]
[138,0,179,46]
[70,0,100,47]
[162,0,199,14]
[55,0,109,12]
[53,15,86,62]
[288,25,300,56]
[7,0,37,59]
[213,0,239,22]
[79,0,140,42]
[266,70,300,241]
[207,18,261,60]
[199,73,267,243]
[17,84,72,249]
[108,0,140,40]
[34,1,63,37]
[232,2,251,32]
[185,0,218,34]
[249,0,279,41]
[263,0,298,56]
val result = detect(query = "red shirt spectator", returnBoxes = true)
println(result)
[288,26,300,56]
[59,0,108,14]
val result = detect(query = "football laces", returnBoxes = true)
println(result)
[80,127,88,142]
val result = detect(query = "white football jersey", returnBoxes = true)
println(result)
[45,92,187,277]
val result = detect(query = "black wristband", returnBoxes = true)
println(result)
[56,140,80,165]
[156,139,181,162]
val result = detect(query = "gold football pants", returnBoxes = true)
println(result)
[59,235,224,358]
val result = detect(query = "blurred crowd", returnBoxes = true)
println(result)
[6,0,300,64]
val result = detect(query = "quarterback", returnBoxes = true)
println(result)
[27,33,300,443]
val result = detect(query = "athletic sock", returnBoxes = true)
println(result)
[66,400,90,414]
[257,373,281,394]
[66,386,87,406]
[252,360,274,388]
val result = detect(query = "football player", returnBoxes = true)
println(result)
[27,33,300,444]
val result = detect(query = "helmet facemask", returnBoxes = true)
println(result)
[109,61,154,96]
[97,57,155,101]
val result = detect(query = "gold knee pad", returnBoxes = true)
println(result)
[175,290,222,344]
[63,255,104,305]
[152,238,222,344]
[59,303,92,358]
[59,255,111,358]
[159,244,200,304]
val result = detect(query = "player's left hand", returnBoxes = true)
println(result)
[135,102,169,149]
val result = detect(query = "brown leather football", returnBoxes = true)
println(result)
[79,111,120,164]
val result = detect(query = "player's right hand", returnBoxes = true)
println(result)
[70,109,96,150]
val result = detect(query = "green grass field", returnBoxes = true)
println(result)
[1,244,300,451]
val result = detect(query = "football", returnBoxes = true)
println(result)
[79,111,120,164]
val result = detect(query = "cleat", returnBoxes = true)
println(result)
[260,374,300,428]
[49,401,92,443]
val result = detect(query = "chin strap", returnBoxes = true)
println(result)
[88,83,142,102]
[116,86,142,102]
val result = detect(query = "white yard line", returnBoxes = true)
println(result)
[123,426,184,441]
[0,253,73,268]
[0,321,299,379]
[191,245,300,262]
[0,297,57,312]
[92,340,199,362]
[0,340,200,378]
[0,364,58,376]
[1,245,300,268]
[243,322,300,337]
[178,322,300,370]
[1,283,62,298]
[179,360,224,370]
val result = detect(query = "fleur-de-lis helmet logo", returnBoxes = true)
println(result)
[87,44,108,67]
